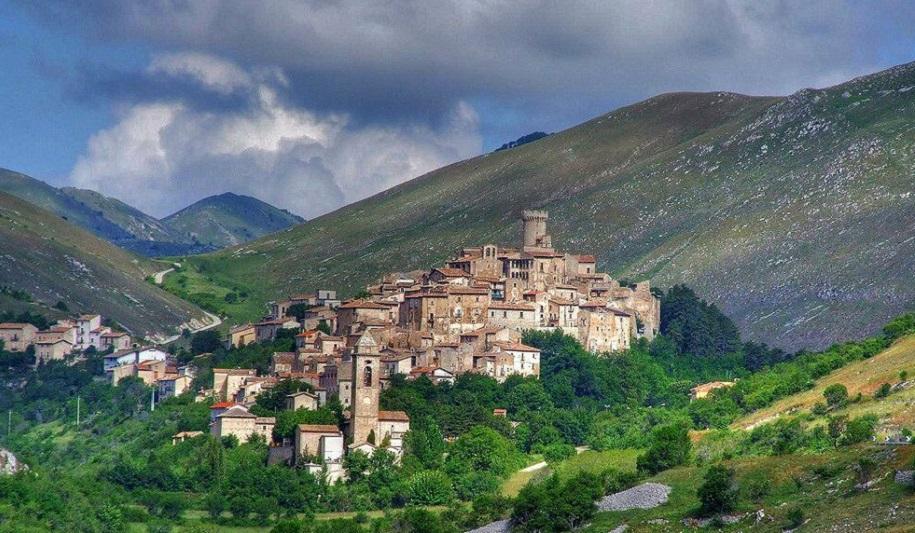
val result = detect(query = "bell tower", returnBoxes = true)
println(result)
[522,210,551,251]
[349,333,381,445]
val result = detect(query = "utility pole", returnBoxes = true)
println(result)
[150,388,155,412]
[76,395,80,426]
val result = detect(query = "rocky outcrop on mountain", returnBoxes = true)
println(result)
[0,448,28,475]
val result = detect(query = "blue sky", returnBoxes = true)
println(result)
[1,1,914,218]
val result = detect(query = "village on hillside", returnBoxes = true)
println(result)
[1,211,666,481]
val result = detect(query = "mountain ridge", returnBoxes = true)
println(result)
[0,169,304,256]
[181,61,915,350]
[0,190,212,338]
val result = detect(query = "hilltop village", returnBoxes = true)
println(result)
[1,211,662,481]
[173,211,660,476]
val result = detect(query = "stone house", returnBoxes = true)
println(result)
[271,352,296,374]
[294,424,345,482]
[104,346,169,374]
[254,318,300,343]
[100,330,131,351]
[286,390,320,411]
[212,368,258,401]
[210,404,275,444]
[0,323,38,352]
[487,302,537,331]
[75,314,102,351]
[409,366,455,385]
[336,300,391,336]
[228,324,257,348]
[578,305,632,353]
[34,337,73,365]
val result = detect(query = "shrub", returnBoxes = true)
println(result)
[874,383,891,399]
[406,471,455,505]
[698,464,737,516]
[741,469,771,503]
[823,384,848,408]
[637,423,691,475]
[542,443,576,464]
[840,415,877,446]
[811,402,828,416]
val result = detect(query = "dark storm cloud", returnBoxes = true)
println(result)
[28,0,915,131]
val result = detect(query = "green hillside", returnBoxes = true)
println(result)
[181,61,915,350]
[0,191,213,339]
[0,169,303,256]
[162,192,304,249]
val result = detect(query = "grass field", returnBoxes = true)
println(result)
[159,262,264,327]
[501,449,640,498]
[585,444,915,532]
[734,335,915,432]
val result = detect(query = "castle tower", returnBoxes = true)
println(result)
[349,333,381,445]
[522,210,551,250]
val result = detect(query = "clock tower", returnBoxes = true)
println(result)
[349,333,381,445]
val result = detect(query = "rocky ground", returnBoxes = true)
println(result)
[596,483,672,512]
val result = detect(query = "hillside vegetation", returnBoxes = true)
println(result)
[184,61,915,350]
[735,334,915,433]
[0,169,302,256]
[163,192,303,249]
[0,191,212,339]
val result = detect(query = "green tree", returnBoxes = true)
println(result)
[697,464,737,516]
[406,470,455,505]
[823,383,848,408]
[636,423,691,475]
[191,330,223,355]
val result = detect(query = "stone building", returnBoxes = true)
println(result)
[210,404,275,444]
[0,323,37,352]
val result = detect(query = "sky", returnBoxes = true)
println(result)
[1,1,914,219]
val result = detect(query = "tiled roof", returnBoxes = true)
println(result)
[488,302,535,311]
[432,267,468,277]
[297,424,341,433]
[378,410,410,422]
[0,323,35,329]
[577,255,596,262]
[494,341,541,353]
[209,401,237,409]
[338,299,389,309]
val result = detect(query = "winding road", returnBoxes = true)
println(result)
[149,264,223,344]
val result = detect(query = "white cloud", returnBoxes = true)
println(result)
[69,53,481,218]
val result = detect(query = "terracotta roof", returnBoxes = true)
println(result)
[210,401,237,409]
[434,342,459,348]
[494,341,541,353]
[101,331,128,338]
[297,424,341,433]
[230,323,255,333]
[338,299,389,310]
[378,410,410,422]
[78,314,100,320]
[217,406,256,418]
[405,292,447,299]
[0,323,35,329]
[577,255,596,263]
[432,267,468,277]
[36,337,71,345]
[549,297,575,305]
[213,368,257,376]
[447,286,490,295]
[488,302,535,311]
[579,300,608,309]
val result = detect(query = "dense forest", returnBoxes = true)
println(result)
[0,287,913,531]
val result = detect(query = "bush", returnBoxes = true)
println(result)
[698,464,737,516]
[811,402,828,416]
[511,472,603,532]
[741,469,771,503]
[823,384,848,408]
[637,423,691,475]
[542,443,576,464]
[406,470,455,505]
[874,383,891,399]
[840,415,877,446]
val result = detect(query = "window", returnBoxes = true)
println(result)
[363,364,373,386]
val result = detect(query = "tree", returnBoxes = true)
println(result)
[511,472,603,532]
[445,426,524,479]
[403,418,446,469]
[637,423,691,475]
[875,383,891,399]
[285,303,313,320]
[698,464,737,516]
[506,380,552,415]
[823,383,848,408]
[406,470,455,505]
[191,330,223,355]
[53,300,69,312]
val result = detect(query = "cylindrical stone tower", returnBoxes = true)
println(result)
[522,210,549,248]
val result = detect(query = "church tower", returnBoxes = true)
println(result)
[349,333,381,445]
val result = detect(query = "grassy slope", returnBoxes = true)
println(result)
[734,334,915,433]
[0,191,211,339]
[183,62,915,350]
[163,192,304,249]
[586,445,915,532]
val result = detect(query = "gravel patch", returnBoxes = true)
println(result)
[597,482,672,512]
[466,519,510,533]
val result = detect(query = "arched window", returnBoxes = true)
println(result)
[363,364,373,386]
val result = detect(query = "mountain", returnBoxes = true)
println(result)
[0,191,214,339]
[183,61,915,350]
[0,169,302,256]
[162,192,304,249]
[496,131,550,151]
